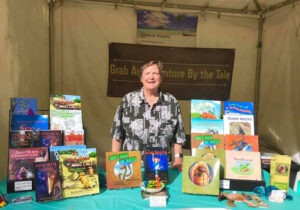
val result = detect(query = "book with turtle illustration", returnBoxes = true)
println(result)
[193,149,226,179]
[191,119,224,134]
[144,149,168,183]
[40,130,63,147]
[225,135,259,152]
[50,94,81,110]
[224,101,254,116]
[34,161,62,202]
[191,134,224,155]
[182,156,220,195]
[225,150,261,181]
[59,148,99,198]
[270,155,291,192]
[223,115,254,135]
[191,100,221,119]
[106,151,142,189]
[9,130,34,148]
[10,97,37,115]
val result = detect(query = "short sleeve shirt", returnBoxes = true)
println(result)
[110,88,186,152]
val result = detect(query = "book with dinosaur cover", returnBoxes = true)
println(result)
[191,100,221,119]
[60,148,99,198]
[106,151,142,189]
[191,119,224,134]
[50,94,81,110]
[64,130,84,145]
[50,110,83,131]
[10,97,37,115]
[225,135,259,152]
[49,145,87,161]
[224,101,254,116]
[40,130,63,147]
[9,130,33,148]
[270,155,291,192]
[144,149,168,183]
[191,133,224,155]
[223,115,254,135]
[225,150,261,181]
[12,115,49,131]
[34,161,62,202]
[182,156,220,195]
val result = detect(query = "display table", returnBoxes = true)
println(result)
[1,169,299,210]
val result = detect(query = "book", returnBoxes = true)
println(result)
[223,115,254,135]
[49,145,87,161]
[191,119,224,134]
[193,149,226,179]
[191,100,221,119]
[224,135,259,152]
[64,130,84,145]
[40,130,63,147]
[34,161,62,202]
[106,151,142,189]
[10,97,37,115]
[12,115,49,132]
[270,155,291,192]
[50,94,81,110]
[144,150,168,183]
[224,101,254,116]
[60,148,99,198]
[182,156,220,195]
[50,110,83,131]
[191,133,224,154]
[8,148,49,181]
[9,130,33,148]
[225,150,261,181]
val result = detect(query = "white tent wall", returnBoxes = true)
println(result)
[0,0,50,180]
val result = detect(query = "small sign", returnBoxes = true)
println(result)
[14,181,32,191]
[220,180,230,189]
[150,195,167,207]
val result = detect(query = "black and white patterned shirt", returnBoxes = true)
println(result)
[110,88,186,152]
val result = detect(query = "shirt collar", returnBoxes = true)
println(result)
[139,87,164,104]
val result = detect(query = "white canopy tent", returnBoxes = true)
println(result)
[1,0,299,180]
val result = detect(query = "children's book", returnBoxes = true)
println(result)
[49,145,86,161]
[193,149,226,179]
[225,135,259,152]
[50,94,81,110]
[8,148,49,181]
[50,110,83,131]
[10,98,37,115]
[191,119,224,134]
[223,115,254,135]
[225,150,261,181]
[106,151,142,189]
[12,115,49,132]
[9,130,33,148]
[144,150,168,183]
[60,148,99,198]
[270,155,291,192]
[64,130,84,145]
[191,100,221,119]
[182,156,220,195]
[34,161,62,202]
[224,101,254,116]
[191,133,224,154]
[40,130,63,147]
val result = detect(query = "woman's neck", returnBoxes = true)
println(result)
[144,89,159,108]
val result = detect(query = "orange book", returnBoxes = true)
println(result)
[225,135,259,152]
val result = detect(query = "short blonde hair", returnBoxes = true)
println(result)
[140,61,163,78]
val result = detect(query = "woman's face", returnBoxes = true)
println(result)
[140,64,161,92]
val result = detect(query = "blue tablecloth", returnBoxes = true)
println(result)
[1,169,299,209]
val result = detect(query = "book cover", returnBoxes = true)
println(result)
[12,115,49,132]
[50,94,81,110]
[40,130,63,147]
[34,161,62,202]
[270,155,291,192]
[49,145,87,161]
[191,119,224,134]
[50,110,83,131]
[193,149,226,179]
[106,151,142,189]
[191,133,224,153]
[191,100,221,119]
[10,97,37,115]
[60,148,99,198]
[225,150,261,181]
[182,156,220,195]
[224,101,254,116]
[64,130,85,145]
[8,148,49,181]
[223,115,254,135]
[225,135,259,152]
[9,130,33,148]
[144,150,168,183]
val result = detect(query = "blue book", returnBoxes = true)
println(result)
[224,101,254,116]
[10,97,37,115]
[191,119,224,134]
[12,115,48,131]
[49,145,86,161]
[191,100,221,119]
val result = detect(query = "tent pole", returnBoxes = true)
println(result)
[49,0,55,95]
